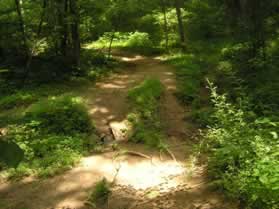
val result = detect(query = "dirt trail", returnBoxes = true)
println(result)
[0,53,236,209]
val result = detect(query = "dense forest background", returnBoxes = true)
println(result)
[0,0,279,209]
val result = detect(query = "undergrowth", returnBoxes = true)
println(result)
[88,178,111,206]
[165,40,279,209]
[202,81,279,209]
[87,31,164,55]
[163,49,213,127]
[127,78,165,148]
[1,95,96,179]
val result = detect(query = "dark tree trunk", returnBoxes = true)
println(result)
[37,0,47,36]
[161,0,169,51]
[69,0,80,68]
[60,0,69,56]
[174,0,186,49]
[15,0,32,86]
[15,0,28,56]
[108,31,115,58]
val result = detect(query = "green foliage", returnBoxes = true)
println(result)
[1,95,95,179]
[203,82,279,209]
[24,95,93,135]
[126,31,153,49]
[90,31,163,55]
[89,178,111,204]
[90,32,131,49]
[128,79,165,148]
[0,92,36,110]
[164,53,203,103]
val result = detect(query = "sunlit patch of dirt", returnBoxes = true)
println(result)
[120,55,144,62]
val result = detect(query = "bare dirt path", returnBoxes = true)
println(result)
[0,53,237,209]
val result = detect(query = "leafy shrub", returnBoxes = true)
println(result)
[95,32,131,48]
[128,79,165,148]
[2,95,95,179]
[5,122,90,178]
[126,32,153,49]
[203,81,279,209]
[164,53,203,103]
[24,95,93,135]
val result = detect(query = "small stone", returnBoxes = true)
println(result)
[109,120,132,141]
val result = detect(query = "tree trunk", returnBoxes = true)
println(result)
[60,0,69,56]
[174,0,185,49]
[161,0,169,52]
[15,0,32,86]
[69,0,80,68]
[15,0,28,56]
[37,0,47,36]
[108,31,115,57]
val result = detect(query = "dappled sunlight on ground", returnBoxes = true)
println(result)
[81,154,186,190]
[115,159,185,190]
[0,54,237,209]
[120,55,144,62]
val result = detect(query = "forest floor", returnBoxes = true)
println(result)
[0,52,237,209]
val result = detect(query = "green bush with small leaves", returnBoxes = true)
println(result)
[203,81,279,209]
[2,95,95,179]
[126,32,153,49]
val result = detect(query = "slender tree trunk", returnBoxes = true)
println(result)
[174,0,186,49]
[37,0,47,36]
[69,0,80,68]
[108,31,115,58]
[161,0,169,52]
[15,0,32,86]
[60,0,69,56]
[15,0,28,56]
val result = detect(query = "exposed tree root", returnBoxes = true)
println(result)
[123,151,151,159]
[113,150,155,165]
[84,200,96,208]
[164,147,177,163]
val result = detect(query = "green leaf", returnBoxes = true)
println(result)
[270,132,278,139]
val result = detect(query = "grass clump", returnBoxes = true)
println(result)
[88,178,111,206]
[24,95,93,135]
[2,95,96,179]
[128,78,165,148]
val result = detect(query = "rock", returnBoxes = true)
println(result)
[109,120,132,141]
